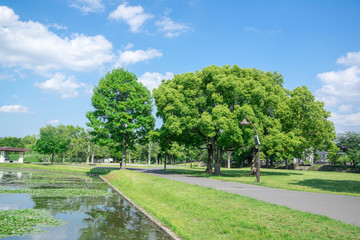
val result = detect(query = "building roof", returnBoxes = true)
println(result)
[0,147,30,152]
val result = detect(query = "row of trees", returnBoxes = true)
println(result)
[85,66,338,174]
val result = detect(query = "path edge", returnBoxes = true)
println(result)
[99,175,182,240]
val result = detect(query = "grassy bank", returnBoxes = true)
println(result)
[0,163,111,175]
[104,170,360,240]
[165,167,360,197]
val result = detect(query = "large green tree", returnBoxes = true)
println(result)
[154,65,335,175]
[86,68,155,169]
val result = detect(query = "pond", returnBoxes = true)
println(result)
[0,169,169,240]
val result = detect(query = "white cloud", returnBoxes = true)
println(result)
[108,2,153,33]
[330,112,360,127]
[316,51,360,132]
[35,73,91,98]
[0,105,28,113]
[337,51,360,66]
[0,74,15,81]
[338,104,352,113]
[50,23,67,30]
[48,119,60,125]
[70,0,104,13]
[244,26,261,33]
[155,16,190,37]
[138,72,174,91]
[317,66,360,106]
[0,6,113,73]
[114,48,162,67]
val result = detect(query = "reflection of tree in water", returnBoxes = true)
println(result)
[79,196,167,240]
[31,195,108,215]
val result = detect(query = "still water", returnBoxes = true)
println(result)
[0,169,169,240]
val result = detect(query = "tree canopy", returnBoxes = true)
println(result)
[86,68,155,169]
[153,65,336,174]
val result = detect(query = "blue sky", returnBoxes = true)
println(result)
[0,0,359,138]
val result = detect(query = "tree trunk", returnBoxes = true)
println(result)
[91,152,95,164]
[51,152,55,165]
[148,142,152,165]
[128,151,131,164]
[55,154,58,164]
[86,144,90,164]
[63,153,66,163]
[190,157,193,168]
[205,139,214,174]
[214,148,224,175]
[121,134,126,170]
[227,152,231,169]
[76,151,78,165]
[69,154,72,164]
[156,154,158,165]
[164,154,167,170]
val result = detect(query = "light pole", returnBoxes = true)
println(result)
[240,114,261,183]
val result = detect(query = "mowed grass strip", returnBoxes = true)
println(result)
[105,170,360,240]
[0,163,113,175]
[166,167,360,197]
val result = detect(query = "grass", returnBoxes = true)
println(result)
[165,167,360,197]
[0,209,63,238]
[104,170,360,240]
[0,163,112,175]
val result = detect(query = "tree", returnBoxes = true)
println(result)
[86,68,155,169]
[336,132,360,167]
[154,65,336,175]
[33,125,66,164]
[153,65,287,174]
[0,137,24,148]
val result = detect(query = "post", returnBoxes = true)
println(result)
[241,114,261,183]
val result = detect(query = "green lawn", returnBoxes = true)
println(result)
[165,167,360,196]
[104,170,360,240]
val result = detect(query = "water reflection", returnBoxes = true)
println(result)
[0,169,169,240]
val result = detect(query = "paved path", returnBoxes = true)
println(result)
[128,168,360,227]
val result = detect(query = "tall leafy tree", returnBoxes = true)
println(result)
[86,68,155,169]
[336,132,360,167]
[154,65,287,174]
[154,65,335,175]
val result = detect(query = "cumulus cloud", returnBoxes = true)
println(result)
[316,51,360,132]
[0,105,29,113]
[35,73,92,98]
[70,0,105,13]
[0,6,113,73]
[108,2,153,33]
[155,16,190,37]
[114,48,162,67]
[337,51,360,66]
[138,72,174,91]
[48,119,60,125]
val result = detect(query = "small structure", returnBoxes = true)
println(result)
[0,147,30,163]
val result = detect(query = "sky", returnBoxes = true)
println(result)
[0,0,359,138]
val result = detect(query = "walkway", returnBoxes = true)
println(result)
[128,167,360,227]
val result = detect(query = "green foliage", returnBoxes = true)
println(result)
[0,209,63,238]
[336,132,360,167]
[153,65,336,174]
[86,68,155,168]
[0,137,24,148]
